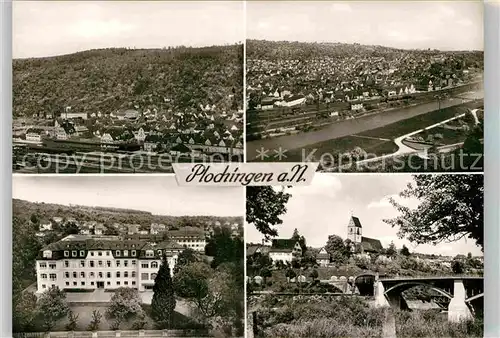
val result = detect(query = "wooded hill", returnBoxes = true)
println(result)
[13,199,242,228]
[13,45,243,118]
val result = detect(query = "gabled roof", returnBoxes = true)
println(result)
[271,239,300,250]
[361,236,383,252]
[350,216,362,228]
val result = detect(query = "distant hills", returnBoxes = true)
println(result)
[12,198,242,227]
[13,45,243,118]
[246,39,484,61]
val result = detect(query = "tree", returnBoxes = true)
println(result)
[151,254,176,328]
[309,269,319,280]
[452,260,465,274]
[65,311,79,331]
[13,291,38,333]
[246,187,291,238]
[105,287,144,327]
[325,235,351,264]
[384,175,483,250]
[30,214,39,224]
[260,267,272,284]
[400,245,411,257]
[37,286,70,331]
[174,248,198,274]
[208,227,243,268]
[88,310,102,331]
[386,242,397,257]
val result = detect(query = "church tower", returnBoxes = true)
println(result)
[347,215,362,244]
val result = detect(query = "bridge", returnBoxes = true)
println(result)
[374,275,483,323]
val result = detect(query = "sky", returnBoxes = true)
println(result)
[246,174,483,256]
[248,1,484,51]
[13,1,244,58]
[13,175,244,217]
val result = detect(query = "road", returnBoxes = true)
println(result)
[247,89,483,160]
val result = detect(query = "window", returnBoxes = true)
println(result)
[39,263,47,269]
[124,272,128,278]
[131,250,136,257]
[49,273,57,281]
[116,272,120,278]
[65,272,69,278]
[124,281,128,285]
[42,284,46,289]
[91,282,95,286]
[151,262,158,268]
[115,250,121,257]
[117,281,121,286]
[116,261,121,267]
[98,272,103,278]
[64,251,69,257]
[157,250,162,256]
[132,272,136,278]
[123,250,128,257]
[49,263,56,269]
[107,272,111,278]
[41,274,47,279]
[73,272,77,278]
[132,260,136,265]
[90,261,95,268]
[72,251,77,257]
[141,273,148,280]
[66,282,69,286]
[98,251,102,256]
[132,281,136,285]
[106,251,110,256]
[80,272,85,278]
[81,281,85,286]
[107,282,111,285]
[80,260,85,268]
[98,261,103,267]
[90,272,95,278]
[106,261,111,268]
[124,260,128,267]
[64,261,69,268]
[80,250,85,257]
[91,252,94,256]
[141,263,149,269]
[150,273,157,280]
[73,281,77,286]
[145,250,154,258]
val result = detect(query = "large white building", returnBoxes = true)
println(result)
[35,235,183,293]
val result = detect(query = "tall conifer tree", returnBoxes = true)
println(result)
[151,254,176,328]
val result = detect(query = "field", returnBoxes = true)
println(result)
[283,104,475,162]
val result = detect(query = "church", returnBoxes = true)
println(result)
[347,216,384,254]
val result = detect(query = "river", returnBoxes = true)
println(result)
[247,89,484,160]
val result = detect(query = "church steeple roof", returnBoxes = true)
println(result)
[350,216,362,228]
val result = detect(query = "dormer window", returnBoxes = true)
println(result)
[115,250,121,257]
[131,250,136,257]
[72,251,77,257]
[43,250,52,258]
[64,251,69,257]
[123,250,128,257]
[157,250,162,256]
[145,250,154,258]
[80,250,85,257]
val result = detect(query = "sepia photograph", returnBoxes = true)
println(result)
[246,174,484,337]
[12,1,244,174]
[12,176,244,337]
[246,1,484,173]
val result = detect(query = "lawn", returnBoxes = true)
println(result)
[52,302,201,331]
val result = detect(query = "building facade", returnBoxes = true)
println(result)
[35,235,183,293]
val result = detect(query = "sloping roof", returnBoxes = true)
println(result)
[351,216,362,228]
[361,236,383,252]
[271,239,299,250]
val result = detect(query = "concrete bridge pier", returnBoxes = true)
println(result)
[374,280,390,308]
[448,280,473,323]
